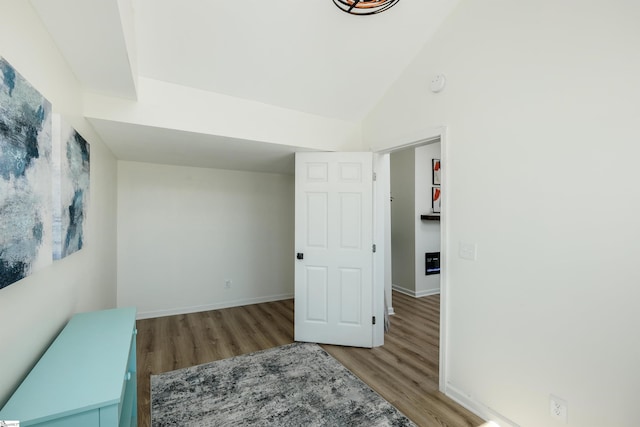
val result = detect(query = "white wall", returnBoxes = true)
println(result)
[415,143,441,295]
[0,2,117,405]
[117,161,294,317]
[364,0,640,426]
[390,148,415,293]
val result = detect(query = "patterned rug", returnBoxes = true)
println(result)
[151,342,416,426]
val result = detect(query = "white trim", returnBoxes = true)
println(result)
[372,153,388,347]
[387,306,395,315]
[416,288,440,298]
[439,127,449,392]
[445,383,521,427]
[134,293,294,320]
[392,284,414,297]
[369,126,444,153]
[372,126,451,397]
[392,284,440,298]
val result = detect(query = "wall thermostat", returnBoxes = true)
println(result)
[430,74,446,93]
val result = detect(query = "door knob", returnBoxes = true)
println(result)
[296,253,304,260]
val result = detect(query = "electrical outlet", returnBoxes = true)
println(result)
[224,279,232,289]
[549,395,568,423]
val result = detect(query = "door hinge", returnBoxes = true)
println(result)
[373,172,377,181]
[372,316,376,325]
[372,244,377,253]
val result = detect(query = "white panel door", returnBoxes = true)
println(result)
[294,152,373,348]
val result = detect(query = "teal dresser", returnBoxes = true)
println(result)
[0,307,137,427]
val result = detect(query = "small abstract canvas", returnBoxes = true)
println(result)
[52,115,90,260]
[0,57,53,289]
[432,158,441,185]
[432,186,441,214]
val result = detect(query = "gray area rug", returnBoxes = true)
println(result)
[151,342,416,426]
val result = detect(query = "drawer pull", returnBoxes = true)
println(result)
[126,372,132,381]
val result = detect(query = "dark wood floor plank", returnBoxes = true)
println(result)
[136,293,484,427]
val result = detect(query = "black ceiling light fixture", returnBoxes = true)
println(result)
[332,0,400,15]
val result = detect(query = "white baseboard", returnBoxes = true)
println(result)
[134,293,294,320]
[445,383,520,427]
[415,288,440,298]
[392,284,440,298]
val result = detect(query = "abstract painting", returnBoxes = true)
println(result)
[0,57,52,289]
[432,158,441,185]
[52,115,89,260]
[432,186,441,214]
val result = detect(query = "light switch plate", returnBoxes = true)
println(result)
[459,242,477,260]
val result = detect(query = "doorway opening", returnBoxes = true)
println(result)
[373,130,448,391]
[389,140,441,299]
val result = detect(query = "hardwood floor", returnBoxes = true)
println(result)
[136,292,484,426]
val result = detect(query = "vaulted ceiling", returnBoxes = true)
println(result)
[30,0,459,172]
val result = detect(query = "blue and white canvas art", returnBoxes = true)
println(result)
[0,57,53,289]
[52,115,90,260]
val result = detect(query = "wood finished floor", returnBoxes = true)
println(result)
[136,291,484,426]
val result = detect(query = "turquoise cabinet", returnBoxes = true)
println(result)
[0,307,137,427]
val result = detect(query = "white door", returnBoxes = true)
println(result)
[294,152,374,348]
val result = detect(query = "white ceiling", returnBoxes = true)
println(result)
[30,0,459,173]
[31,0,138,99]
[88,118,312,175]
[133,0,459,121]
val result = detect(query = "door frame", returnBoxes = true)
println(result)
[372,126,449,391]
